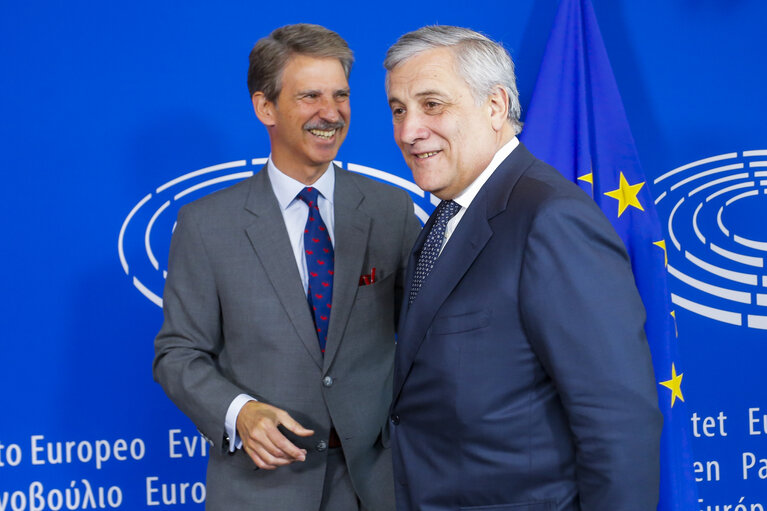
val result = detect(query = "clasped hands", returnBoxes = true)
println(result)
[236,401,314,470]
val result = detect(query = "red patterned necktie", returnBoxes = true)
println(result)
[297,187,334,353]
[409,200,461,304]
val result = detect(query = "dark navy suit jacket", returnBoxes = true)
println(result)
[390,143,663,511]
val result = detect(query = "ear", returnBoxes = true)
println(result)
[487,86,510,132]
[252,92,276,127]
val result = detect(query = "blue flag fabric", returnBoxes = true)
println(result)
[520,0,698,509]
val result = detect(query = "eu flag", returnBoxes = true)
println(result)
[520,0,698,509]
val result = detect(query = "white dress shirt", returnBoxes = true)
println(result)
[224,158,336,451]
[440,136,519,253]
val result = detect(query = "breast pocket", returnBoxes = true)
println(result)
[432,309,491,335]
[354,270,395,302]
[346,271,396,338]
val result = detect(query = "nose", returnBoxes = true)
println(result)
[318,96,341,122]
[397,112,428,146]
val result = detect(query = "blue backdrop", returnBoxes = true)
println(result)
[2,1,766,508]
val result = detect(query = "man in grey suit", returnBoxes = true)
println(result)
[154,24,419,511]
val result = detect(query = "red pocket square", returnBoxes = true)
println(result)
[359,267,377,286]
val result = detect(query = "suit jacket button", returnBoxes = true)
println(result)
[316,440,328,452]
[390,414,400,425]
[322,376,334,387]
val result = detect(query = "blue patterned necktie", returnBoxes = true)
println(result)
[297,187,334,353]
[409,200,461,304]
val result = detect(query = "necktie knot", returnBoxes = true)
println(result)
[409,200,461,304]
[297,187,320,208]
[435,199,461,224]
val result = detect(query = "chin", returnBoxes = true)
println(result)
[410,170,439,192]
[309,147,340,164]
[413,179,440,196]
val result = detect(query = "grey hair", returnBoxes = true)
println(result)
[247,24,354,103]
[384,25,522,134]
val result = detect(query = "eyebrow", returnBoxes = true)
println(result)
[296,87,350,96]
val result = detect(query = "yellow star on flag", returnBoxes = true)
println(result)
[659,363,684,407]
[604,172,645,217]
[577,171,594,197]
[653,239,668,267]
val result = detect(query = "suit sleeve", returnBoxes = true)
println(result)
[519,196,663,510]
[394,190,421,327]
[153,205,247,451]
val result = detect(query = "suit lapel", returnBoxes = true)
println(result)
[323,167,371,370]
[393,143,538,400]
[244,167,324,369]
[396,215,432,330]
[393,200,493,399]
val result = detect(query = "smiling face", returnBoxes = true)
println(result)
[387,47,511,200]
[253,54,350,184]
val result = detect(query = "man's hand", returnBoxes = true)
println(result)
[236,401,314,470]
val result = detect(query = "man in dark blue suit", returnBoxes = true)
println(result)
[384,26,663,511]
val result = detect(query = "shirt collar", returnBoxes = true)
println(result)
[453,136,519,210]
[267,157,336,210]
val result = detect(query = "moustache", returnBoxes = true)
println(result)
[304,120,346,131]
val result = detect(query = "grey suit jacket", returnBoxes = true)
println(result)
[154,165,420,511]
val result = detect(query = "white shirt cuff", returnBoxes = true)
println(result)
[225,394,257,452]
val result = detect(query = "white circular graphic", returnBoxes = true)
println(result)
[654,150,767,329]
[118,158,433,307]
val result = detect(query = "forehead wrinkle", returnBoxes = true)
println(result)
[388,88,448,105]
[414,89,447,98]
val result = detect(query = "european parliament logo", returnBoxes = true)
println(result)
[654,150,767,329]
[118,159,431,307]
